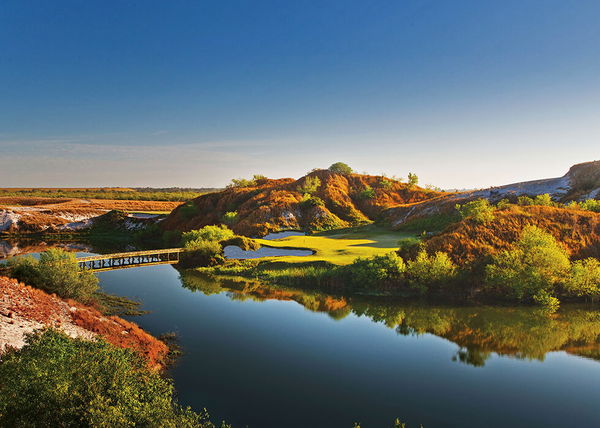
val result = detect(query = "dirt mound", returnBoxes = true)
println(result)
[417,205,600,265]
[0,277,167,368]
[162,170,443,236]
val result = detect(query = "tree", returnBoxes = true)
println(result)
[406,250,457,292]
[407,173,419,187]
[564,258,600,300]
[346,253,406,289]
[328,162,353,175]
[7,249,98,302]
[358,185,376,199]
[456,199,496,224]
[485,226,570,309]
[181,225,235,245]
[297,176,321,194]
[0,329,227,428]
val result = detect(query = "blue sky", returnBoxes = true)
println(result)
[1,0,599,188]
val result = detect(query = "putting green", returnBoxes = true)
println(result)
[255,226,417,265]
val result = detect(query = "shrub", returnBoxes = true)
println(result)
[7,249,99,302]
[301,193,325,207]
[181,225,235,245]
[227,174,267,189]
[379,177,394,189]
[407,173,419,187]
[517,196,534,206]
[358,185,376,200]
[328,162,353,175]
[184,239,223,257]
[222,211,238,225]
[496,199,511,210]
[581,199,600,212]
[0,329,226,428]
[297,176,321,195]
[485,226,570,307]
[570,199,600,213]
[456,199,496,224]
[564,258,600,299]
[345,253,406,289]
[533,193,555,206]
[406,250,457,292]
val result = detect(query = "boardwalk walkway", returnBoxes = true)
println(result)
[77,248,185,272]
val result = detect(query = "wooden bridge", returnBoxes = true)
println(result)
[77,248,185,272]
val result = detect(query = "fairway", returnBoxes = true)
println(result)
[255,226,417,265]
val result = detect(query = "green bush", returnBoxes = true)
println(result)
[227,174,268,188]
[406,250,457,292]
[300,193,326,208]
[517,195,534,206]
[564,258,600,299]
[184,239,223,258]
[297,176,321,194]
[345,253,406,289]
[0,329,227,428]
[496,198,511,210]
[532,193,555,206]
[379,177,394,189]
[181,225,235,245]
[328,162,353,175]
[7,249,98,302]
[568,199,600,213]
[222,211,238,225]
[456,199,495,224]
[358,185,376,200]
[485,226,570,308]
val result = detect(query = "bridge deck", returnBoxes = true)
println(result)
[77,248,185,271]
[77,248,184,263]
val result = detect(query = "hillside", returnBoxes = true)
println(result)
[162,169,444,236]
[0,276,168,368]
[412,205,600,265]
[384,160,600,229]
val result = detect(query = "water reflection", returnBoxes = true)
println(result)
[180,270,600,366]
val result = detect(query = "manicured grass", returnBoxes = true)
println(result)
[255,225,417,265]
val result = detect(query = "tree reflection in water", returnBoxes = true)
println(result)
[180,270,600,367]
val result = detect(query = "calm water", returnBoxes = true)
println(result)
[93,264,600,428]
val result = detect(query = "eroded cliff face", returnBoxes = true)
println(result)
[162,170,443,236]
[0,277,168,368]
[0,197,178,234]
[383,161,600,229]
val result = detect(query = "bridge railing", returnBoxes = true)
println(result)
[76,248,184,263]
[77,248,186,272]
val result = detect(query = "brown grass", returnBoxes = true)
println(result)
[422,205,600,264]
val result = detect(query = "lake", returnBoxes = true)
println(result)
[93,264,600,428]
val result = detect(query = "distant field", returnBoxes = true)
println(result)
[0,187,219,202]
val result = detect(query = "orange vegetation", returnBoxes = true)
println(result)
[163,170,444,236]
[0,276,167,368]
[421,205,600,264]
[0,197,181,212]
